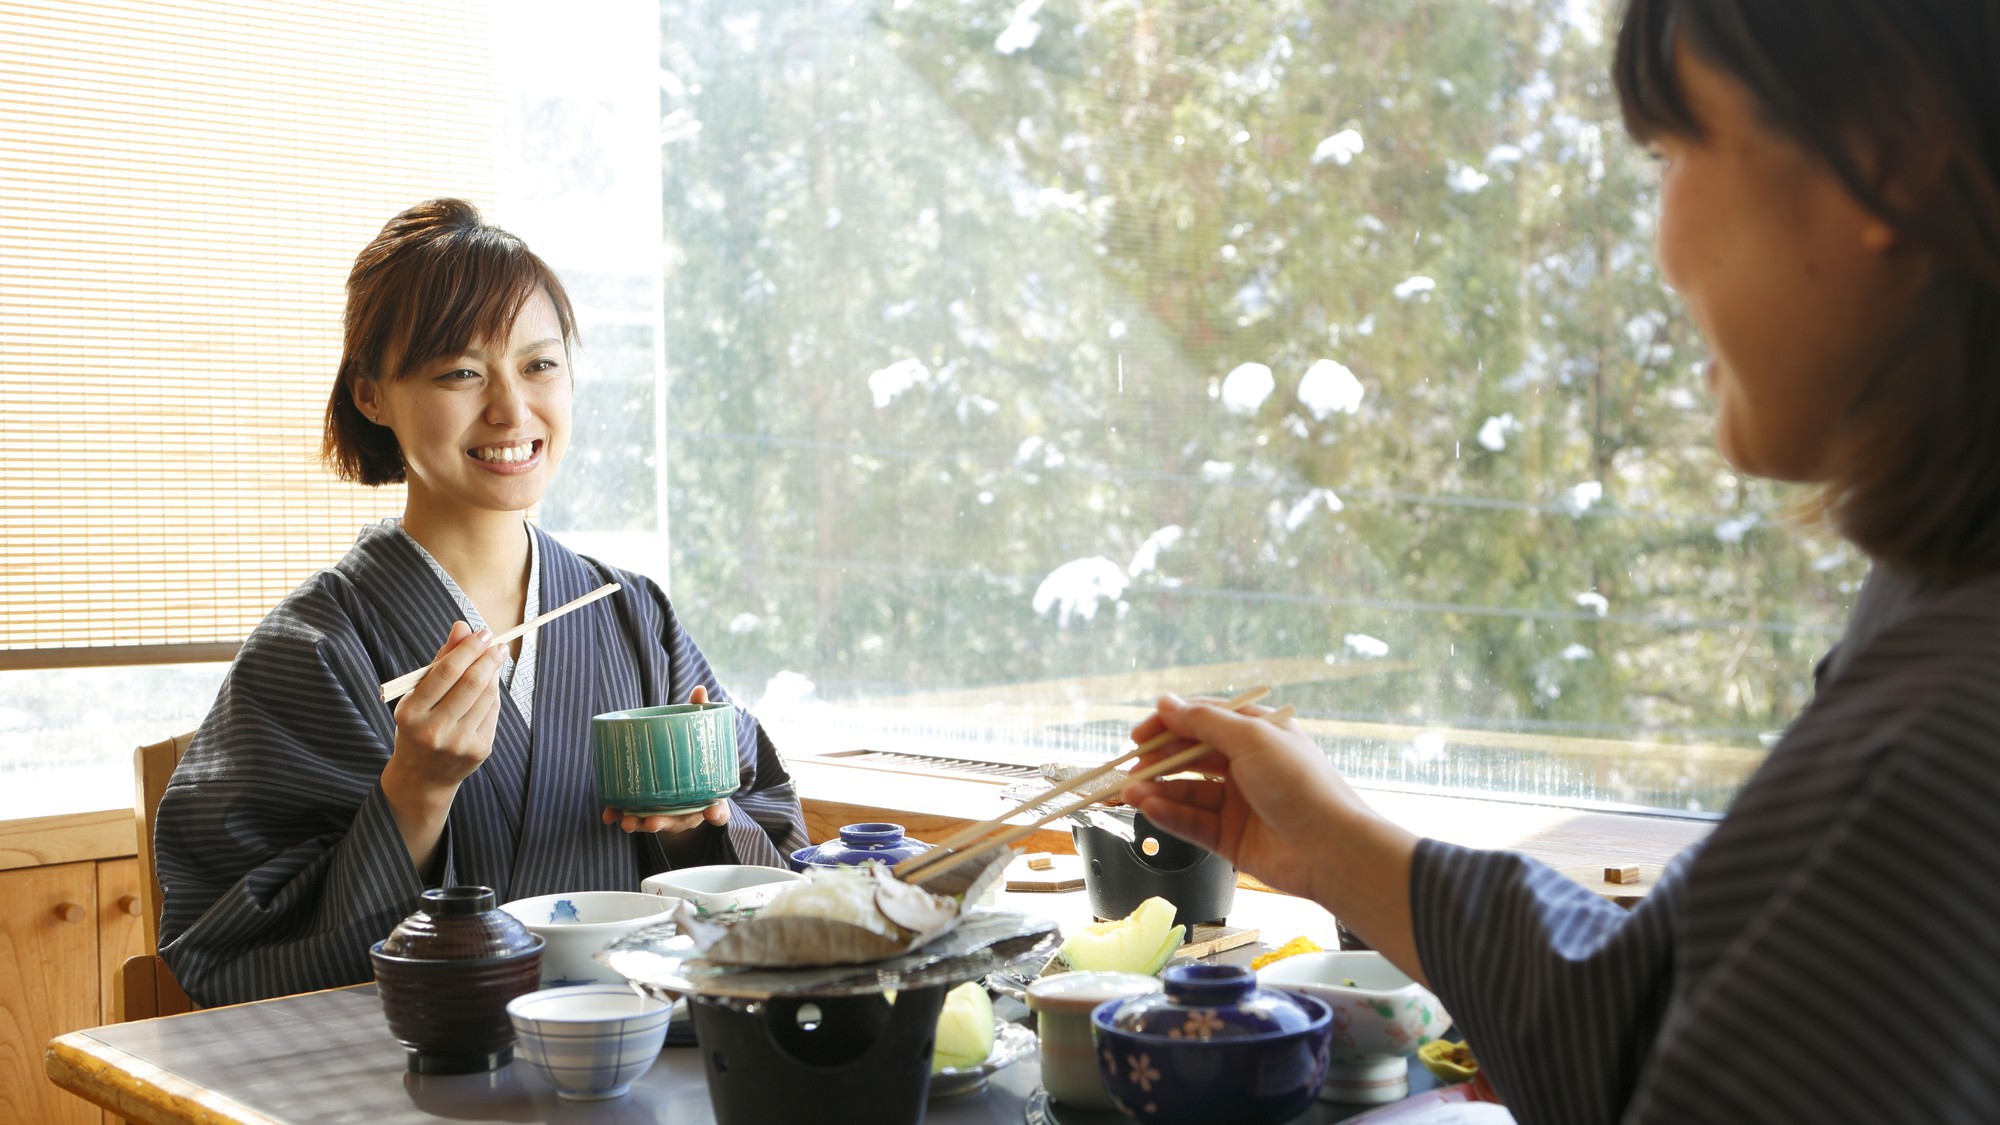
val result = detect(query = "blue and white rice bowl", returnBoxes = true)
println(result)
[506,985,672,1101]
[499,891,677,988]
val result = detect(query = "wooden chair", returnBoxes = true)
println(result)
[114,732,197,1021]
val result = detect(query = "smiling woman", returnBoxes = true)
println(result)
[149,201,808,1008]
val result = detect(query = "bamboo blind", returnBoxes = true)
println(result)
[0,0,504,660]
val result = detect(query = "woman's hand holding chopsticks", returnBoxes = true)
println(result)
[379,620,509,876]
[1121,693,1431,987]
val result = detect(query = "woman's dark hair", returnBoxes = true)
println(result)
[322,199,579,485]
[1614,0,2000,582]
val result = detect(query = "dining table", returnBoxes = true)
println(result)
[45,883,1470,1125]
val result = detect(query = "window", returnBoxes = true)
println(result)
[600,0,1859,815]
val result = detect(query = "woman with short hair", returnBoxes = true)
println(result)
[156,199,807,1008]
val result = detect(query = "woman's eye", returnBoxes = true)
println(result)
[528,357,562,374]
[439,368,480,383]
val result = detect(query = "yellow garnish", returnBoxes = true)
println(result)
[1249,935,1324,969]
[1418,1038,1479,1082]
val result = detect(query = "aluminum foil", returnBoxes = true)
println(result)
[600,905,1060,1006]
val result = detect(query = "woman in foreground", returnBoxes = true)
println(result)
[155,200,807,1007]
[1129,1,2000,1120]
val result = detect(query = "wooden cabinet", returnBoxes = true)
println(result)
[0,862,105,1125]
[0,810,149,1123]
[96,860,148,1025]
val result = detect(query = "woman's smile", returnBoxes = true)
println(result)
[468,438,545,471]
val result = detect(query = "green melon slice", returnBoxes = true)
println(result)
[932,980,996,1072]
[1059,895,1185,975]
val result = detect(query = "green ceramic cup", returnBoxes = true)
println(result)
[592,702,739,816]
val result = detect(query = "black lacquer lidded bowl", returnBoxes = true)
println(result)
[369,886,546,1075]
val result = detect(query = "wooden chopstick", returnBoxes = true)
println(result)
[378,582,622,703]
[901,705,1297,887]
[894,686,1272,880]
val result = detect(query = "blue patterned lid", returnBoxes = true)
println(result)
[1096,962,1324,1040]
[788,822,934,869]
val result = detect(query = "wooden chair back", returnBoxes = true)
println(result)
[116,732,197,1020]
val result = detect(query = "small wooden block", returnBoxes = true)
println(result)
[1025,853,1054,871]
[1605,864,1641,885]
[1005,852,1086,892]
[1558,864,1662,909]
[1177,924,1260,959]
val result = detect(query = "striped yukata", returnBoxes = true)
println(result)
[155,521,808,1008]
[1412,565,2000,1122]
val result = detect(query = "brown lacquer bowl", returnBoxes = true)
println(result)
[370,886,546,1074]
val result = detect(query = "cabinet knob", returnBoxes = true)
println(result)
[119,894,144,917]
[55,901,86,924]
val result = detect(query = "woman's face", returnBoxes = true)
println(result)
[1652,46,1925,482]
[355,287,571,520]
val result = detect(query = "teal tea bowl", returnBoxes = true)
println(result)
[592,702,739,817]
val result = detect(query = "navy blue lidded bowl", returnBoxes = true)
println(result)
[788,822,933,872]
[1090,961,1333,1125]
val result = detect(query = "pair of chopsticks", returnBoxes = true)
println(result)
[896,687,1293,887]
[378,583,622,703]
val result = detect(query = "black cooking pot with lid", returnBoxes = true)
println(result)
[1073,807,1236,927]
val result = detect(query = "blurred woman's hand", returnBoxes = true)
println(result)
[1124,694,1358,901]
[1124,693,1425,981]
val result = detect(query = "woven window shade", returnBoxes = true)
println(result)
[0,0,503,663]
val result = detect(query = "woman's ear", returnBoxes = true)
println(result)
[351,377,383,425]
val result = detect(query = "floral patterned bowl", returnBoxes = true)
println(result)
[1257,951,1453,1104]
[1090,962,1332,1125]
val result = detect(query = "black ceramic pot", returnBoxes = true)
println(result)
[370,886,545,1075]
[1073,809,1237,927]
[691,985,949,1125]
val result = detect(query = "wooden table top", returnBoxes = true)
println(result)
[42,886,1445,1125]
[48,978,1056,1125]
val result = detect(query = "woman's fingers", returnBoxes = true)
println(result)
[428,643,506,725]
[689,684,709,705]
[469,666,504,742]
[606,799,730,835]
[1127,775,1229,811]
[1128,792,1222,853]
[623,809,706,834]
[1129,692,1219,744]
[1129,694,1278,750]
[1150,693,1280,749]
[401,623,492,714]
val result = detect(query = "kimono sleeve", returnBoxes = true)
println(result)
[154,597,437,1007]
[1622,741,2000,1123]
[1410,840,1688,1124]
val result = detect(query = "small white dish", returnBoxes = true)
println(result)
[1258,950,1453,1105]
[640,863,805,914]
[506,984,671,1100]
[500,891,677,988]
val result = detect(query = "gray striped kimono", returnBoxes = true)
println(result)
[1413,565,2000,1122]
[155,522,807,1007]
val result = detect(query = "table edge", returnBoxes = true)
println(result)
[47,1028,287,1125]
